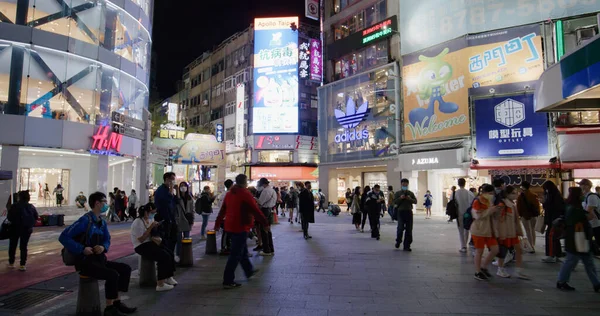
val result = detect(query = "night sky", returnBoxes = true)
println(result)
[152,0,308,98]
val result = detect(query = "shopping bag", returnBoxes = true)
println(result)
[574,223,590,253]
[520,236,534,253]
[535,215,546,234]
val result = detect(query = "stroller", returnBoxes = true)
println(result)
[327,203,341,216]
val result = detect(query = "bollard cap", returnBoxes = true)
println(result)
[182,238,192,244]
[206,230,216,235]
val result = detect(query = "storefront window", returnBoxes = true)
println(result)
[258,151,293,163]
[335,42,388,79]
[18,167,70,207]
[561,15,598,56]
[556,111,600,126]
[318,63,398,163]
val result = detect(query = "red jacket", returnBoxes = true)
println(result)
[214,185,268,233]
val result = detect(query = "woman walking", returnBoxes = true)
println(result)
[351,187,362,230]
[424,190,433,219]
[7,191,38,271]
[495,186,529,279]
[556,187,600,292]
[541,181,566,263]
[286,187,299,224]
[360,186,371,233]
[345,188,353,213]
[175,182,194,263]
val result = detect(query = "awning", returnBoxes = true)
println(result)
[535,35,600,112]
[470,159,558,170]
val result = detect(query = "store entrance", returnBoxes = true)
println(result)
[18,168,70,207]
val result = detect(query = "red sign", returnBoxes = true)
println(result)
[91,125,123,153]
[362,19,392,36]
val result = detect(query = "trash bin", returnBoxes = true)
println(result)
[205,230,217,255]
[180,238,193,266]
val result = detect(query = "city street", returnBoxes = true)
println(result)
[3,212,599,316]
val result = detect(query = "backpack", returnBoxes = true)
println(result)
[446,191,458,220]
[61,214,92,266]
[319,192,326,203]
[463,198,477,230]
[195,198,203,215]
[585,193,600,219]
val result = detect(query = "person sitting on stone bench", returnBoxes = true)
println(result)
[131,203,178,291]
[59,191,136,316]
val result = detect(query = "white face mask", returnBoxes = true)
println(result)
[180,187,188,193]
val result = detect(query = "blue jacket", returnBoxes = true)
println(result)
[59,211,110,255]
[154,184,175,223]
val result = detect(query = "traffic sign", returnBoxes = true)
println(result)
[111,111,145,130]
[112,123,145,140]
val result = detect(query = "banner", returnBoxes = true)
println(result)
[309,39,322,82]
[403,25,544,142]
[474,94,548,158]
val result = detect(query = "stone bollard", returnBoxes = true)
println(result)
[179,238,193,266]
[76,275,101,316]
[205,230,217,254]
[138,255,157,287]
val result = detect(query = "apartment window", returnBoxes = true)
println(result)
[225,102,236,116]
[334,41,388,79]
[201,112,210,124]
[202,68,210,82]
[224,76,236,91]
[210,108,223,121]
[225,127,235,140]
[334,0,387,40]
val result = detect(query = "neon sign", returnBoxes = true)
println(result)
[362,19,394,44]
[91,125,123,155]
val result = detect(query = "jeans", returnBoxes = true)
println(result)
[78,258,131,299]
[175,230,191,256]
[8,228,33,266]
[521,217,537,247]
[201,214,210,236]
[397,210,413,249]
[135,242,174,280]
[223,231,253,284]
[368,210,380,238]
[557,252,600,287]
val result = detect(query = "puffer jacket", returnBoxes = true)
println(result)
[496,199,524,239]
[470,196,498,237]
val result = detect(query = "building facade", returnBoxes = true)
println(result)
[0,0,153,209]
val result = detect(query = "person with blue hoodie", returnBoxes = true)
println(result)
[59,192,136,316]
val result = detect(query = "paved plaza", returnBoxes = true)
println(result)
[3,212,600,316]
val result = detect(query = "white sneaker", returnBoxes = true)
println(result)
[7,263,15,269]
[492,260,499,266]
[156,283,174,292]
[541,257,557,263]
[165,277,178,285]
[496,268,511,278]
[459,247,467,253]
[174,255,180,263]
[259,251,274,256]
[517,271,530,280]
[19,265,26,271]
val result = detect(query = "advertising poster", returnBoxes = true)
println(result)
[474,94,548,158]
[252,17,299,134]
[152,134,226,166]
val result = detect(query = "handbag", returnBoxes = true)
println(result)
[535,214,546,234]
[61,214,92,266]
[446,191,458,220]
[0,217,11,240]
[574,222,590,253]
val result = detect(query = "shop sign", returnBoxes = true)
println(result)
[412,157,439,166]
[362,18,394,45]
[334,96,370,143]
[327,16,398,60]
[475,94,548,158]
[251,166,317,181]
[152,133,226,166]
[305,0,318,21]
[90,125,123,156]
[299,41,310,79]
[159,129,185,139]
[309,39,322,82]
[215,124,223,143]
[403,25,543,142]
[398,149,463,171]
[400,0,600,54]
[255,135,294,149]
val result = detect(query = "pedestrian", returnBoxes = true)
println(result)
[578,179,600,254]
[351,187,362,230]
[280,187,289,217]
[470,187,478,198]
[256,178,276,256]
[366,185,384,240]
[214,174,268,289]
[274,187,284,217]
[360,185,371,233]
[452,178,474,253]
[299,181,315,240]
[115,190,126,221]
[7,190,38,271]
[471,184,501,281]
[424,190,433,219]
[59,192,137,316]
[556,187,600,292]
[493,179,506,204]
[541,181,566,263]
[128,190,138,219]
[196,186,215,239]
[394,179,417,251]
[175,182,194,262]
[317,188,326,212]
[495,185,529,279]
[130,204,177,291]
[286,186,299,224]
[345,188,353,213]
[387,186,395,221]
[75,191,87,209]
[154,172,179,256]
[107,192,119,222]
[517,181,540,252]
[217,180,234,255]
[53,184,64,207]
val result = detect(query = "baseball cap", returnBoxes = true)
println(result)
[578,179,593,187]
[258,178,270,185]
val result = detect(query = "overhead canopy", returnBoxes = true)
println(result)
[535,35,600,112]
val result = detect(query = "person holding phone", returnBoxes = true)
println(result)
[154,172,178,255]
[131,204,177,292]
[394,179,417,251]
[365,185,385,240]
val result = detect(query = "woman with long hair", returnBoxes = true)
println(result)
[175,182,194,262]
[541,181,566,263]
[495,186,529,279]
[360,186,371,233]
[424,190,433,219]
[556,187,600,292]
[351,186,362,230]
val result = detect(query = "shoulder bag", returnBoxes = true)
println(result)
[61,214,92,266]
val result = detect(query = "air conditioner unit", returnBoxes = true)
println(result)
[234,60,239,67]
[576,27,597,46]
[240,56,245,62]
[203,100,209,106]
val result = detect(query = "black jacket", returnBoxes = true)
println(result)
[543,192,566,225]
[195,192,214,214]
[298,189,315,223]
[360,191,370,213]
[7,201,39,231]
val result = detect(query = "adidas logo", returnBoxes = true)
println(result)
[334,97,369,129]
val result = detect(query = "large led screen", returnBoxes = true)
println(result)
[252,17,299,134]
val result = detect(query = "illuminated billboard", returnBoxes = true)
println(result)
[252,17,299,134]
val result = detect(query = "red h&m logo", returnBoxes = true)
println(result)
[91,125,123,152]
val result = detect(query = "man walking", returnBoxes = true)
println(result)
[366,185,385,240]
[299,181,315,239]
[318,189,327,212]
[394,179,417,251]
[154,172,178,254]
[452,178,474,253]
[256,178,277,256]
[214,174,269,289]
[579,179,600,253]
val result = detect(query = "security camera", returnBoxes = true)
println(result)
[524,84,531,90]
[489,88,496,94]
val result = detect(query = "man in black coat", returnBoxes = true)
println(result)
[298,181,315,240]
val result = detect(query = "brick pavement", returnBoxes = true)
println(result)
[14,212,600,315]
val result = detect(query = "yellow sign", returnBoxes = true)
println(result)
[254,17,298,31]
[159,129,185,140]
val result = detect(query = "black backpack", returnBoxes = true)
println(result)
[446,191,458,220]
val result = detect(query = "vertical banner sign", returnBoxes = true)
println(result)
[253,17,299,134]
[309,39,322,82]
[305,0,319,21]
[474,94,548,158]
[215,124,223,143]
[235,83,245,147]
[299,41,310,79]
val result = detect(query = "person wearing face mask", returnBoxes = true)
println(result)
[365,184,385,240]
[196,186,215,239]
[517,181,540,253]
[471,184,501,281]
[131,204,177,291]
[75,192,87,209]
[59,192,136,316]
[495,186,529,279]
[153,172,179,256]
[174,182,194,262]
[394,179,417,251]
[492,179,506,205]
